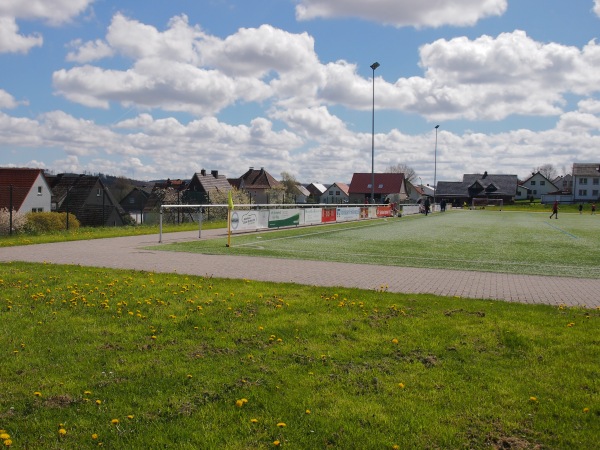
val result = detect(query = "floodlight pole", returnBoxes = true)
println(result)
[433,124,439,205]
[370,61,379,204]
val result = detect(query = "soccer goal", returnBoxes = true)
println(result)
[471,198,503,210]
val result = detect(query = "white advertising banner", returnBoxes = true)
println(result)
[336,206,361,222]
[268,209,301,228]
[231,210,269,232]
[303,208,322,224]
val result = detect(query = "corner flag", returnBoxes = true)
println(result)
[228,190,234,210]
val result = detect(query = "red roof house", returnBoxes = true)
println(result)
[348,173,409,203]
[0,167,52,213]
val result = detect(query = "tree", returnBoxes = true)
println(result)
[280,171,299,204]
[533,164,557,181]
[385,163,417,182]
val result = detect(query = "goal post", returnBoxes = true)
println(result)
[471,198,503,210]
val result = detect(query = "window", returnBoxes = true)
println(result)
[336,191,340,196]
[378,184,384,188]
[579,189,588,196]
[593,190,599,197]
[37,186,42,195]
[530,180,536,186]
[580,178,588,185]
[97,188,102,196]
[540,181,545,186]
[367,184,372,188]
[129,197,135,204]
[533,190,537,195]
[593,178,599,185]
[31,207,43,212]
[329,191,333,195]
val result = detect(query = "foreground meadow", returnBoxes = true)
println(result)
[1,262,598,449]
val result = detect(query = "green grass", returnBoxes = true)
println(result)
[154,211,600,278]
[1,262,598,449]
[0,220,226,248]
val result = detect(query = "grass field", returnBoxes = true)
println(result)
[1,262,598,449]
[155,210,600,279]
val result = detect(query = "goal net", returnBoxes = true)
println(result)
[471,198,503,210]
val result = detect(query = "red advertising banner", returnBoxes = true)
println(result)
[322,207,337,223]
[376,205,393,217]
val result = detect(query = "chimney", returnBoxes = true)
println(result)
[211,170,218,178]
[200,169,206,176]
[482,171,488,179]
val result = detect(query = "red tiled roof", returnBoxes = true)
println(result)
[348,173,405,194]
[0,167,45,211]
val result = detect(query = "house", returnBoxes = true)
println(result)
[233,167,283,204]
[348,173,409,204]
[305,183,327,203]
[515,185,531,201]
[519,172,559,200]
[142,179,188,224]
[289,184,311,203]
[552,174,573,193]
[572,163,600,202]
[321,182,350,204]
[184,169,232,204]
[0,167,51,213]
[47,174,127,227]
[435,172,518,206]
[120,186,152,224]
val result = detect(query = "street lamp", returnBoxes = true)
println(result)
[433,124,440,204]
[370,61,380,204]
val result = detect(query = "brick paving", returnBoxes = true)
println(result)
[1,229,598,308]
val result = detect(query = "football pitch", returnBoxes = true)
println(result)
[157,210,600,279]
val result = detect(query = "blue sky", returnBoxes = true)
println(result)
[1,0,600,184]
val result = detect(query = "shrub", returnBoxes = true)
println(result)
[0,208,27,235]
[23,211,80,233]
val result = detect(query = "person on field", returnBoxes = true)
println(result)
[579,203,583,214]
[549,200,559,219]
[424,198,431,216]
[592,203,596,215]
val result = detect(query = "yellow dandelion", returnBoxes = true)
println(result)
[91,434,99,440]
[305,409,311,414]
[3,439,12,447]
[33,391,42,397]
[235,399,245,408]
[111,419,119,425]
[277,422,286,427]
[127,415,134,420]
[398,383,405,389]
[58,428,67,436]
[391,338,399,344]
[529,396,537,402]
[151,335,157,340]
[187,374,193,379]
[95,399,102,405]
[84,390,92,395]
[250,418,258,423]
[273,440,280,446]
[392,445,400,450]
[583,407,590,413]
[0,434,9,440]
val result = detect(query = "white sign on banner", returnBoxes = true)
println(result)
[231,210,269,232]
[304,208,322,224]
[336,206,360,221]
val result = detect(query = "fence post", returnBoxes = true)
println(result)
[159,206,163,243]
[9,185,13,236]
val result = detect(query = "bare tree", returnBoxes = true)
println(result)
[386,163,417,182]
[533,164,557,180]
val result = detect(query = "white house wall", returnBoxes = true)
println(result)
[19,173,52,213]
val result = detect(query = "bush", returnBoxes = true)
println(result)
[0,208,27,235]
[23,211,80,234]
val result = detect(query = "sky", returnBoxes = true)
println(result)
[1,0,600,185]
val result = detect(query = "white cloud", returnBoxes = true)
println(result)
[0,16,43,53]
[594,0,600,17]
[66,39,113,63]
[0,89,19,109]
[295,0,507,28]
[0,0,93,53]
[0,0,93,25]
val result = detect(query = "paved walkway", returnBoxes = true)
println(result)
[1,229,598,308]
